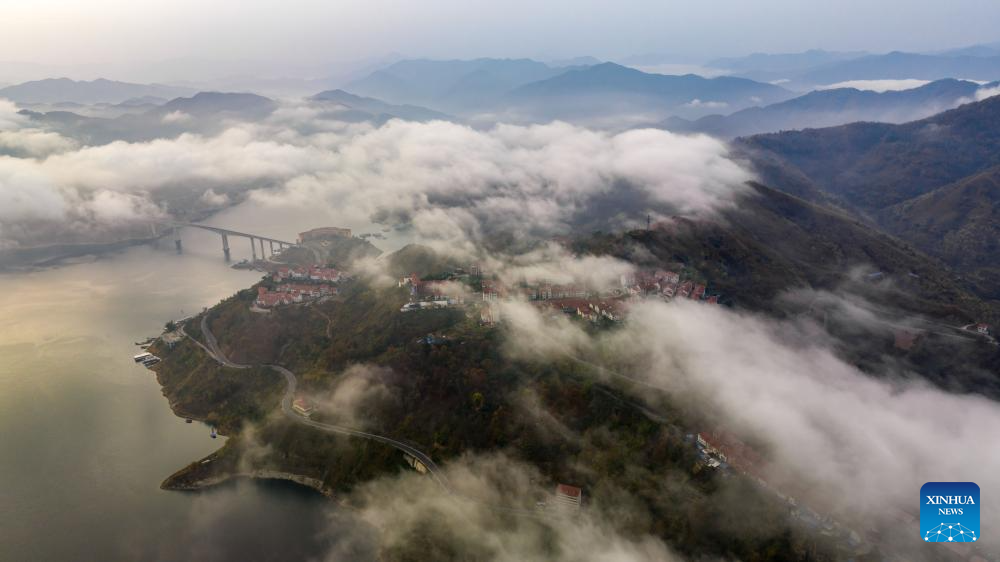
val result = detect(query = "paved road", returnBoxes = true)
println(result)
[194,315,453,491]
[187,315,563,518]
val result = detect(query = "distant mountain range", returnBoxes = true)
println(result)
[18,88,456,146]
[707,49,869,76]
[19,91,279,145]
[704,46,1000,89]
[342,58,793,123]
[742,94,1000,295]
[797,52,1000,86]
[152,91,276,119]
[502,62,792,121]
[938,42,1000,58]
[311,89,454,123]
[664,79,989,138]
[344,58,571,113]
[0,78,195,105]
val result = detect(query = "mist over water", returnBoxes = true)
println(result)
[0,223,359,561]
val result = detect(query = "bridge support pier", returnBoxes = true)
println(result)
[221,234,230,261]
[173,227,182,254]
[269,240,274,255]
[259,238,265,259]
[250,236,257,261]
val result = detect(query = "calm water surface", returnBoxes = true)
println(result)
[0,208,377,561]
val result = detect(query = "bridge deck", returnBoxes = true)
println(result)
[169,222,296,245]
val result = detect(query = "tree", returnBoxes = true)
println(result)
[470,391,485,411]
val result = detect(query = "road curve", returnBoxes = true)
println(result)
[194,315,453,491]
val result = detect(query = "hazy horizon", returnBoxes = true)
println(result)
[3,0,999,82]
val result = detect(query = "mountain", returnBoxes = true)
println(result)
[741,94,1000,296]
[663,79,984,138]
[616,182,993,321]
[151,91,277,119]
[344,58,570,112]
[310,89,454,122]
[742,94,1000,210]
[503,62,793,122]
[879,167,1000,293]
[937,42,1000,58]
[0,78,194,105]
[19,91,279,145]
[796,52,1000,87]
[707,49,868,77]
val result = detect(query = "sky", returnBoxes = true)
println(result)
[2,0,999,71]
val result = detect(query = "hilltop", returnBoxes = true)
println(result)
[0,77,194,105]
[664,79,984,138]
[742,94,1000,296]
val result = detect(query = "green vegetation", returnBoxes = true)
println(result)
[154,266,842,560]
[744,95,1000,304]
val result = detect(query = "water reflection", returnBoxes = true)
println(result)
[0,203,375,560]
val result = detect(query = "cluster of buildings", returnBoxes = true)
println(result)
[255,284,337,308]
[397,273,465,312]
[272,266,342,283]
[478,268,721,326]
[254,266,345,309]
[696,430,766,480]
[621,270,718,304]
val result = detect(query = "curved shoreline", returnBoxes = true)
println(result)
[162,460,335,498]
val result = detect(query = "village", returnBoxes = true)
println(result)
[396,264,722,327]
[253,265,345,309]
[246,227,355,310]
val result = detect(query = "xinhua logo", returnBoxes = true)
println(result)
[920,482,980,543]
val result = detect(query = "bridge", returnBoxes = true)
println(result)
[156,222,297,261]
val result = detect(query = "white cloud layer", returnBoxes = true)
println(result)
[0,105,751,249]
[500,297,1000,547]
[817,79,931,92]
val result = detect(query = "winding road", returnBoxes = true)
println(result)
[194,315,451,491]
[182,315,570,519]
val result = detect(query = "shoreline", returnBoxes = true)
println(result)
[161,459,336,499]
[0,236,163,272]
[151,359,337,500]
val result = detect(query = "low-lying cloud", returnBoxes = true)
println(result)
[0,99,752,250]
[817,79,931,92]
[335,453,685,562]
[500,295,1000,549]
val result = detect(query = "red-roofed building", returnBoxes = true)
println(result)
[554,483,583,511]
[531,298,593,319]
[292,396,314,417]
[676,281,694,299]
[690,284,706,301]
[309,267,341,282]
[256,287,297,308]
[590,298,628,322]
[482,280,506,301]
[697,430,765,481]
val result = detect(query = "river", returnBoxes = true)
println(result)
[0,202,387,561]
